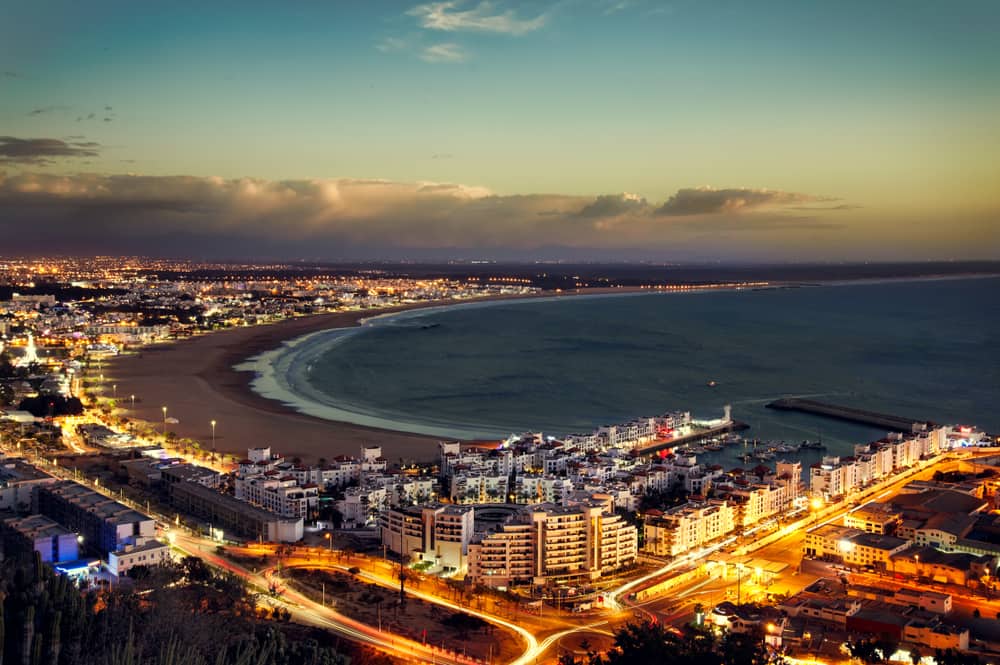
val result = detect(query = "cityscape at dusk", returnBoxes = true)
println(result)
[1,2,999,665]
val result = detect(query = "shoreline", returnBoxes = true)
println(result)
[106,289,638,463]
[105,273,999,464]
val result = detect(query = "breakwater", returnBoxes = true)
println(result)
[766,398,928,433]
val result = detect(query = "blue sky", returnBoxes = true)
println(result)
[1,0,997,260]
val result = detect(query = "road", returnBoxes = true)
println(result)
[174,534,480,665]
[234,544,624,665]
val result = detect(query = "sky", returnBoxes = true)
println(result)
[1,0,998,261]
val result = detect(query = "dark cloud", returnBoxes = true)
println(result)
[3,71,19,79]
[28,106,70,116]
[655,187,830,216]
[431,153,454,160]
[0,137,100,164]
[103,117,113,122]
[104,105,113,111]
[0,173,854,258]
[790,203,863,211]
[576,193,647,218]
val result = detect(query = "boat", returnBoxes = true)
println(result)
[800,440,827,450]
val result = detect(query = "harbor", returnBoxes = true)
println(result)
[637,420,750,456]
[765,397,930,432]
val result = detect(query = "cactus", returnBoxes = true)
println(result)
[29,634,41,665]
[44,611,59,665]
[21,606,34,665]
[0,597,6,665]
[32,553,43,588]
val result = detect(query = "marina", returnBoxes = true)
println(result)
[636,420,749,456]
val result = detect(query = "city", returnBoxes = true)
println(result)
[1,258,999,665]
[2,1,998,664]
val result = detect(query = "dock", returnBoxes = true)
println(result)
[638,420,749,456]
[766,398,928,433]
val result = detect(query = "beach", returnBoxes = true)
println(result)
[106,302,471,464]
[104,291,619,463]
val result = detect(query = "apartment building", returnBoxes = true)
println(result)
[380,504,475,573]
[169,480,303,542]
[337,484,388,527]
[844,502,902,534]
[467,502,637,586]
[0,458,58,511]
[34,481,155,557]
[514,474,574,504]
[2,514,79,563]
[108,539,172,577]
[811,429,947,500]
[642,499,736,558]
[234,473,318,519]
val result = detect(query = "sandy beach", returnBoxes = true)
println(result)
[104,302,475,463]
[105,290,635,463]
[104,282,791,463]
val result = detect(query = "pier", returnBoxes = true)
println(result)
[638,420,749,456]
[765,398,928,433]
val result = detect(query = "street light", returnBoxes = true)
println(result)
[161,406,167,437]
[112,384,117,399]
[211,419,217,451]
[325,531,332,551]
[130,394,135,409]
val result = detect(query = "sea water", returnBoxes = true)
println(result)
[243,277,999,467]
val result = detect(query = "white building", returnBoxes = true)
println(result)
[0,459,58,511]
[642,500,736,558]
[107,539,172,577]
[234,473,319,519]
[380,504,476,573]
[450,473,508,504]
[2,514,79,563]
[467,502,637,586]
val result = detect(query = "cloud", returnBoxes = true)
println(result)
[576,192,647,217]
[408,1,547,35]
[28,106,70,116]
[421,43,467,62]
[0,173,852,259]
[655,186,831,216]
[0,137,100,164]
[376,37,407,52]
[431,153,455,159]
[602,0,635,14]
[3,71,19,79]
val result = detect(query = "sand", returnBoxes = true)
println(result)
[105,303,471,464]
[104,291,635,463]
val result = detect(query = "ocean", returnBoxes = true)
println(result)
[242,276,999,468]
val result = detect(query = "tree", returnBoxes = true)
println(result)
[557,622,783,665]
[847,638,897,664]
